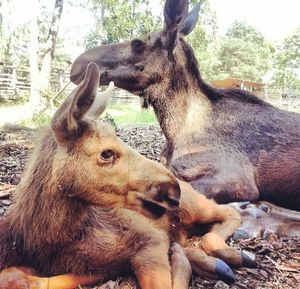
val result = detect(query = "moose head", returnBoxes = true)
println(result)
[70,0,201,100]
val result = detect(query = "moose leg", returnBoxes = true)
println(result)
[171,152,259,203]
[230,201,300,240]
[132,242,173,289]
[184,247,235,283]
[0,267,102,289]
[178,180,256,268]
[170,243,192,289]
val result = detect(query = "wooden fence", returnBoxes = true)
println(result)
[0,64,299,109]
[0,64,139,105]
[0,65,30,100]
[264,87,300,110]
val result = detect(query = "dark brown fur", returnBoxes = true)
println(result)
[70,0,300,210]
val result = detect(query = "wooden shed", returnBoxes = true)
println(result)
[210,78,265,97]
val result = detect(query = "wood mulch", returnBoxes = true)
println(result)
[0,125,299,289]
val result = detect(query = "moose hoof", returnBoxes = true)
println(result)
[241,252,257,268]
[232,229,250,241]
[215,260,235,284]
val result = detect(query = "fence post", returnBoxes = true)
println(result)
[11,67,17,90]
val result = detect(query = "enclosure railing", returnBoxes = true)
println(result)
[0,64,299,109]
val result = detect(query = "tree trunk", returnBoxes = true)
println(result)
[39,0,64,92]
[29,0,41,111]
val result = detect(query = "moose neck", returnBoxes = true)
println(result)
[9,132,88,251]
[145,39,212,144]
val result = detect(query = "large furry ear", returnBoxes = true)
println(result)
[163,0,189,52]
[179,2,201,36]
[51,62,100,145]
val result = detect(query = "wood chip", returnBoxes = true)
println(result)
[275,264,300,273]
[0,191,11,199]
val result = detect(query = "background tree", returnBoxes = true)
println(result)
[0,0,30,66]
[29,0,65,110]
[207,21,274,82]
[186,0,218,80]
[85,0,161,48]
[271,27,300,90]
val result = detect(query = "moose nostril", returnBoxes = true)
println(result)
[135,65,144,72]
[165,182,181,207]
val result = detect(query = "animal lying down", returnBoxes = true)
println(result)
[71,0,300,211]
[0,63,256,289]
[230,201,300,240]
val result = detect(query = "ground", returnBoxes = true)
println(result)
[0,125,299,289]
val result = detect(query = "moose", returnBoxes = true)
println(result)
[0,63,257,289]
[230,201,300,240]
[70,0,300,211]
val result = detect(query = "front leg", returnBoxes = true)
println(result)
[0,267,102,289]
[171,151,259,203]
[178,180,256,268]
[132,239,172,289]
[170,243,192,289]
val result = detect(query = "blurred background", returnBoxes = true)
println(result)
[0,0,299,127]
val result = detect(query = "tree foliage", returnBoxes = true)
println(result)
[0,0,30,66]
[186,0,218,80]
[85,0,161,47]
[0,0,299,109]
[209,21,274,82]
[271,27,300,89]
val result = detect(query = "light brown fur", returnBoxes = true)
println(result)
[0,63,249,289]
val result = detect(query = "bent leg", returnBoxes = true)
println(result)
[184,247,235,284]
[178,180,241,238]
[170,243,191,289]
[0,267,102,289]
[132,244,172,289]
[171,150,259,203]
[178,180,256,268]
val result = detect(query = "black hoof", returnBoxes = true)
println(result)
[215,259,235,284]
[241,252,257,268]
[232,229,250,241]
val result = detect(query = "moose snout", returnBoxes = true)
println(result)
[143,180,181,211]
[162,182,181,207]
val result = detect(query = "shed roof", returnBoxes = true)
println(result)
[210,78,265,90]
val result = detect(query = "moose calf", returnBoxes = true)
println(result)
[0,63,254,289]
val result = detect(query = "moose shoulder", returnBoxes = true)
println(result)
[70,0,300,210]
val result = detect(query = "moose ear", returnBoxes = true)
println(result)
[163,0,189,52]
[179,2,201,36]
[87,81,114,118]
[51,62,100,144]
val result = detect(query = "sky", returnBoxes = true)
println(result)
[209,0,300,41]
[2,0,300,60]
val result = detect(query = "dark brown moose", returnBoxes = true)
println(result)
[0,63,255,289]
[70,0,300,211]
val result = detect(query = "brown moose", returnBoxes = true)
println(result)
[0,63,255,289]
[70,0,300,211]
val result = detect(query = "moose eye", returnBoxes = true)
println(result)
[131,39,145,54]
[100,150,115,161]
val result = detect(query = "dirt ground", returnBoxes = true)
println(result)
[0,125,299,289]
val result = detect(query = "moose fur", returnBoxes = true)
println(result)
[0,63,255,289]
[70,0,300,211]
